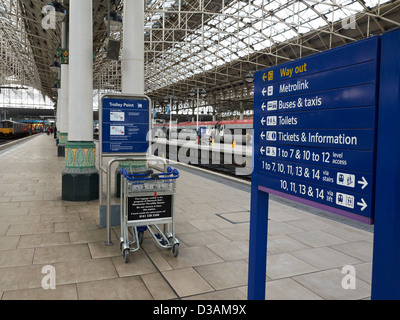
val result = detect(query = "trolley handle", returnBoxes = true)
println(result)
[155,166,173,175]
[156,168,179,180]
[120,168,154,178]
[121,166,179,181]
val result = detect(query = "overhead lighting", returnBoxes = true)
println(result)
[45,1,66,22]
[189,88,206,97]
[245,71,254,83]
[49,60,61,73]
[104,0,123,31]
[104,11,123,29]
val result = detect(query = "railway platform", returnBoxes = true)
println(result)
[151,137,253,177]
[0,133,373,300]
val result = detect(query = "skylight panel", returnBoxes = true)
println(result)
[313,2,335,16]
[280,28,298,41]
[270,21,290,35]
[273,33,287,43]
[262,0,281,12]
[330,8,351,22]
[345,1,366,13]
[223,6,238,15]
[365,0,391,7]
[297,24,312,34]
[253,39,272,51]
[299,7,319,23]
[307,16,328,29]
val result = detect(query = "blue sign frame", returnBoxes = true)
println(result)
[371,28,400,300]
[253,36,380,225]
[249,35,383,300]
[100,94,151,156]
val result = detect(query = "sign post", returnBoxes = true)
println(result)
[371,28,400,300]
[249,36,381,299]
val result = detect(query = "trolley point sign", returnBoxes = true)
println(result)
[249,28,400,300]
[100,95,151,155]
[253,36,379,225]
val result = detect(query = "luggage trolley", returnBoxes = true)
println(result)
[119,166,180,263]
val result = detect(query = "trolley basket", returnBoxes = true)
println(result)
[119,166,180,263]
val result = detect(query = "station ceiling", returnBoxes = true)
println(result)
[1,0,400,115]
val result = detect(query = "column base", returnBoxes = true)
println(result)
[62,167,99,201]
[57,133,68,157]
[58,144,65,157]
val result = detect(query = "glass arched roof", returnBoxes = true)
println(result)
[0,0,399,113]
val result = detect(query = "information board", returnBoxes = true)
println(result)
[100,95,151,155]
[253,36,380,224]
[127,195,172,221]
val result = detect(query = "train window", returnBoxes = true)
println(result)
[0,123,3,128]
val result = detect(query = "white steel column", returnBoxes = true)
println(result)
[116,0,146,197]
[122,0,144,95]
[59,64,69,134]
[68,0,93,141]
[62,0,98,202]
[56,87,61,128]
[59,16,68,138]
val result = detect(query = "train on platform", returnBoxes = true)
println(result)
[0,120,45,138]
[154,119,253,145]
[0,120,30,138]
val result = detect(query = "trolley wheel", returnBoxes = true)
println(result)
[123,249,130,263]
[138,231,144,244]
[172,243,179,257]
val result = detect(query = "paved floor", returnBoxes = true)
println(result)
[0,134,374,300]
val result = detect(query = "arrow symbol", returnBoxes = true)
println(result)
[357,177,368,190]
[261,117,266,125]
[260,146,265,155]
[261,103,266,111]
[357,198,367,211]
[262,87,266,96]
[260,132,265,140]
[262,73,267,82]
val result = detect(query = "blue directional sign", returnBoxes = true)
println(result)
[101,95,151,155]
[249,28,400,301]
[253,36,380,224]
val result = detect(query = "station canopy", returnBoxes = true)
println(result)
[0,0,399,115]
